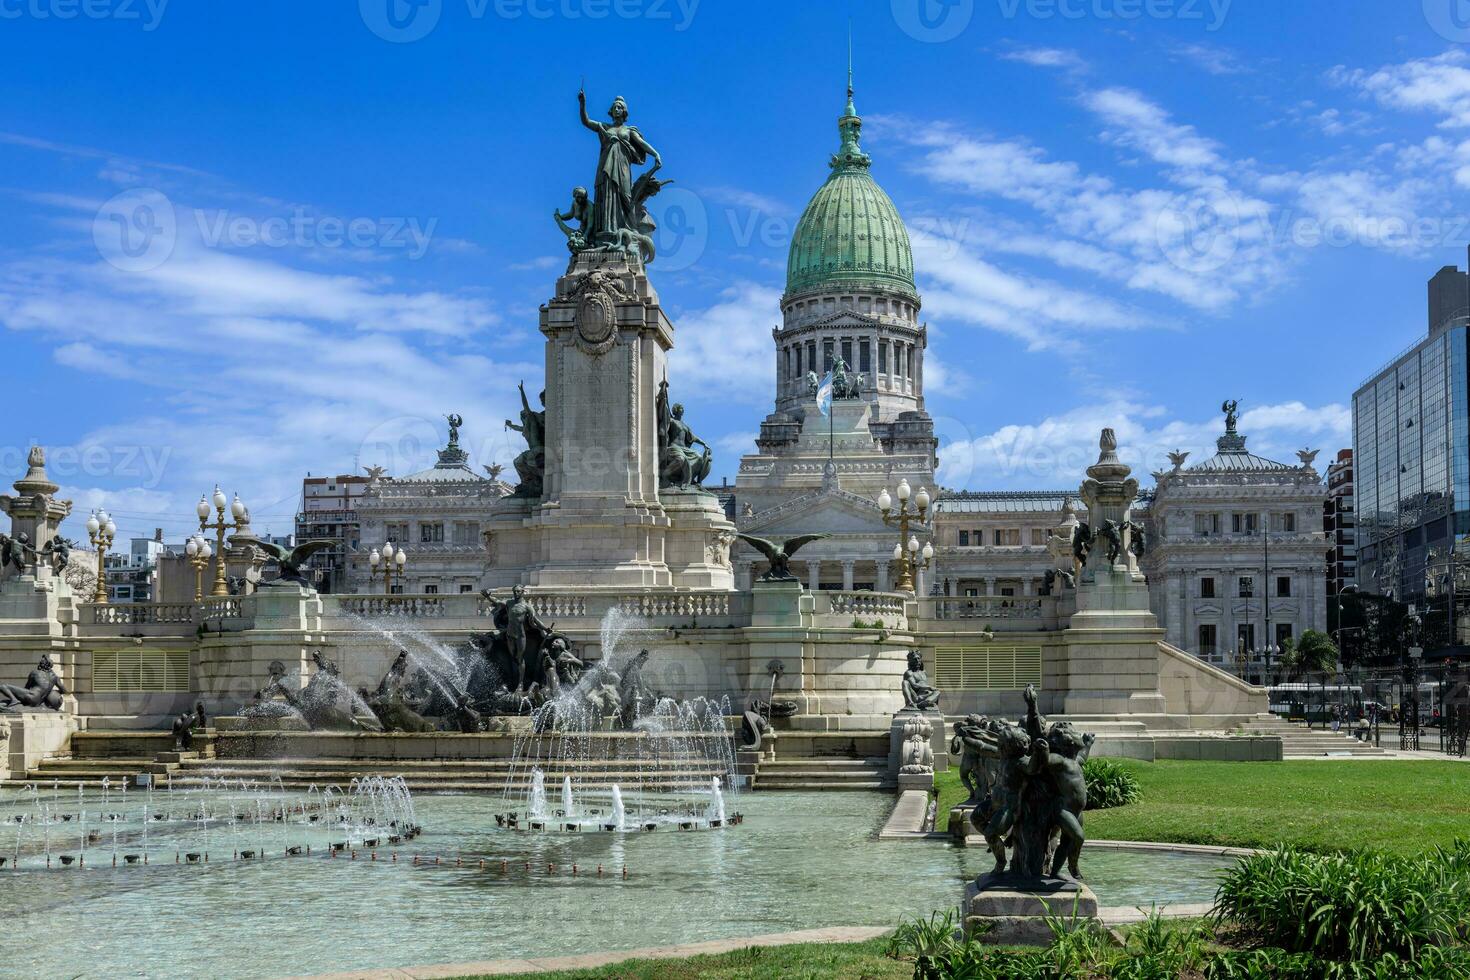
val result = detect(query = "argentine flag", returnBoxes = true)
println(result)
[815,370,834,417]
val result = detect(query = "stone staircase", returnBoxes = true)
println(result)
[1236,715,1385,757]
[749,756,894,792]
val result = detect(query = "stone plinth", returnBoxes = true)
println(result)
[949,803,978,844]
[963,873,1100,945]
[3,710,76,778]
[529,251,673,588]
[886,708,948,777]
[660,489,736,591]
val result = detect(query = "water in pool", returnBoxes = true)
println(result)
[0,786,1232,978]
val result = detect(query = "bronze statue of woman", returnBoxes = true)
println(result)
[578,89,662,246]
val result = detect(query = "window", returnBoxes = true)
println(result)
[1275,623,1294,649]
[995,529,1022,547]
[795,345,802,375]
[385,522,408,543]
[1236,624,1256,654]
[841,339,853,368]
[1276,575,1291,597]
[859,340,871,374]
[1200,576,1216,599]
[1238,576,1254,598]
[453,521,480,546]
[420,523,444,544]
[999,586,1016,597]
[958,530,970,546]
[423,584,439,595]
[1031,528,1048,545]
[1194,513,1221,536]
[1232,513,1258,534]
[823,340,834,372]
[1272,512,1296,532]
[878,343,888,374]
[459,584,474,593]
[1197,624,1217,658]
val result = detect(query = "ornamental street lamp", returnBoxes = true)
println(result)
[878,478,935,594]
[184,534,213,603]
[369,540,407,594]
[197,487,248,598]
[85,509,116,604]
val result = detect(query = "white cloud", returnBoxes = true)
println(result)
[667,281,781,405]
[1001,47,1084,71]
[1332,50,1470,129]
[937,399,1349,491]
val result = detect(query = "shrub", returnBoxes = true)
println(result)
[1213,842,1470,962]
[1083,757,1141,810]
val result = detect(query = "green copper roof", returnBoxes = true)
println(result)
[785,90,917,301]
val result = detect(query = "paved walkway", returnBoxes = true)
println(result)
[287,926,894,979]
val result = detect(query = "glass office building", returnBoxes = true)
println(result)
[1353,264,1470,639]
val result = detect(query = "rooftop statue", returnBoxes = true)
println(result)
[445,413,463,448]
[505,382,546,498]
[1222,399,1240,433]
[656,378,712,489]
[233,536,337,589]
[735,532,829,582]
[0,654,66,711]
[574,88,669,262]
[901,650,941,711]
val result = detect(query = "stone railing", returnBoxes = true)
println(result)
[85,602,197,626]
[335,595,454,619]
[199,597,243,620]
[323,590,745,626]
[920,596,1059,632]
[824,590,908,619]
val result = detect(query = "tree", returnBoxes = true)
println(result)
[1293,629,1340,677]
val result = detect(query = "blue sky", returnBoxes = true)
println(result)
[3,0,1469,542]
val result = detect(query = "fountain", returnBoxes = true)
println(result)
[494,610,740,833]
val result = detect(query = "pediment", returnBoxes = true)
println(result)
[738,488,892,539]
[808,309,883,330]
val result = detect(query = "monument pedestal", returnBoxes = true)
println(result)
[886,707,948,778]
[660,489,736,591]
[963,873,1101,945]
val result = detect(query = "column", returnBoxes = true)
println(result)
[876,559,891,592]
[807,560,821,593]
[841,560,855,591]
[1023,578,1034,596]
[984,576,996,596]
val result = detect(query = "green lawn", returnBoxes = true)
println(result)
[936,759,1470,854]
[452,937,908,979]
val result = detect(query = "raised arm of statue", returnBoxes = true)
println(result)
[518,381,531,413]
[577,88,601,133]
[628,126,661,171]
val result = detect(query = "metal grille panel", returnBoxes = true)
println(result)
[933,646,1042,691]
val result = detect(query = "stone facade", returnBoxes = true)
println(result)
[1142,420,1327,681]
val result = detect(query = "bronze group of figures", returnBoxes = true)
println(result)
[805,356,864,401]
[656,378,711,489]
[504,382,546,499]
[0,533,71,578]
[951,686,1095,883]
[554,89,672,263]
[1071,518,1146,570]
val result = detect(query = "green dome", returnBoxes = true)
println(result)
[785,94,916,301]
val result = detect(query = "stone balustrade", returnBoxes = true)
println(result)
[85,602,197,626]
[825,590,908,619]
[322,590,744,626]
[336,594,453,619]
[920,596,1059,631]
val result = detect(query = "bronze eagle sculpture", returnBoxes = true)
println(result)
[735,532,829,582]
